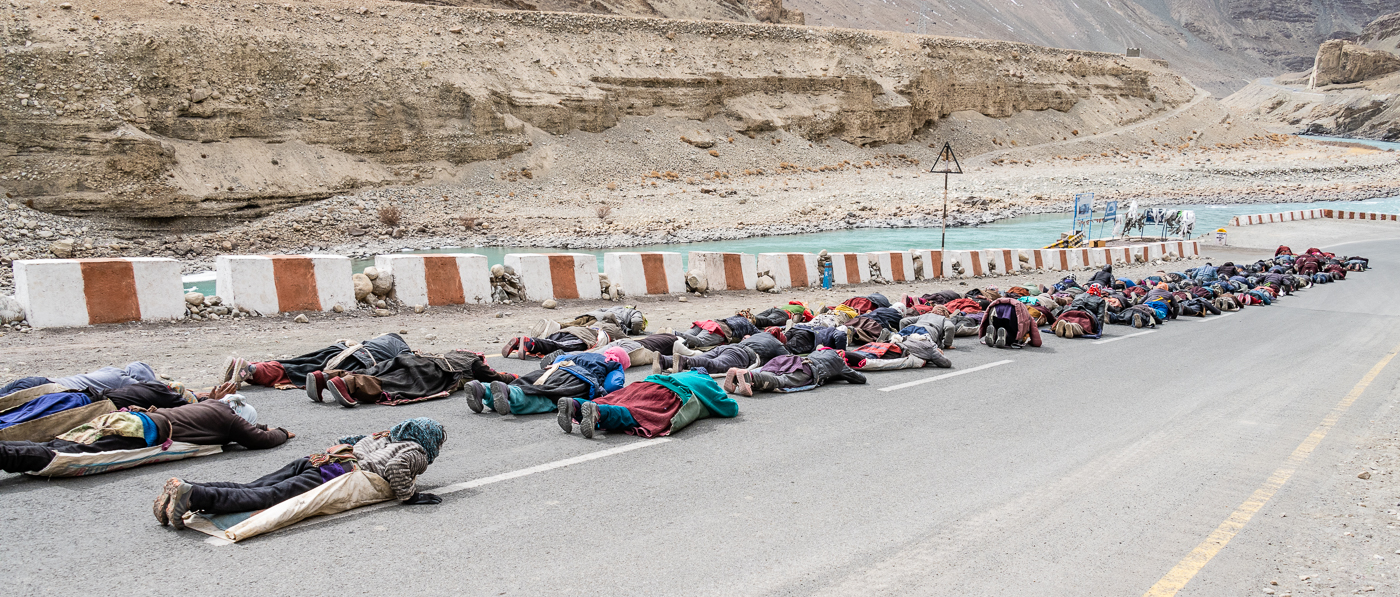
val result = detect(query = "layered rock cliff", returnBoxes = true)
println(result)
[0,0,1193,224]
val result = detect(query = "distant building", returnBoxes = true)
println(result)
[1126,48,1142,57]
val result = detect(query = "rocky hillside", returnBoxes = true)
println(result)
[0,0,1194,227]
[397,0,803,25]
[785,0,1390,96]
[1223,11,1400,141]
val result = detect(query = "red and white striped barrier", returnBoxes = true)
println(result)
[1225,208,1400,226]
[827,252,870,285]
[216,255,355,314]
[909,249,947,280]
[757,253,818,289]
[13,258,185,328]
[374,254,492,306]
[603,252,684,296]
[985,248,1021,274]
[1325,209,1399,221]
[865,251,917,283]
[504,253,602,302]
[945,250,987,277]
[688,252,757,291]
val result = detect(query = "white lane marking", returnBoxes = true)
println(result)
[206,439,671,546]
[879,360,1014,392]
[1092,330,1157,345]
[1181,313,1235,322]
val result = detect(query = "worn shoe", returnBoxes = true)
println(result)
[722,368,741,394]
[500,337,521,358]
[219,356,239,384]
[982,333,993,347]
[731,368,754,397]
[230,358,253,389]
[528,318,560,339]
[538,349,564,369]
[995,327,1007,348]
[153,477,181,526]
[306,370,327,402]
[672,339,699,357]
[465,381,486,413]
[651,356,665,376]
[556,397,575,433]
[673,354,687,373]
[326,377,358,408]
[166,479,193,530]
[579,401,599,439]
[490,381,512,415]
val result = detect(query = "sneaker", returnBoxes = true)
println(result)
[465,381,485,413]
[556,397,575,433]
[722,368,741,393]
[166,480,193,530]
[500,337,521,358]
[673,354,687,373]
[672,339,698,357]
[539,349,564,369]
[579,401,598,439]
[327,377,358,408]
[995,327,1007,348]
[733,370,754,397]
[306,371,327,402]
[219,356,239,384]
[982,333,993,347]
[230,358,253,388]
[153,477,181,526]
[490,381,512,415]
[528,318,560,339]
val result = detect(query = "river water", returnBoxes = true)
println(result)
[182,135,1400,294]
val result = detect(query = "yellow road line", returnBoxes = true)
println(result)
[1143,341,1400,597]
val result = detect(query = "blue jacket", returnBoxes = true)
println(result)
[551,352,625,396]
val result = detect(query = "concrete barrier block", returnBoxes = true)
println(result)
[985,249,1020,275]
[375,253,491,306]
[946,250,987,277]
[827,252,869,285]
[13,257,185,328]
[504,253,601,302]
[688,251,756,291]
[757,253,818,289]
[909,250,947,280]
[604,252,684,296]
[865,251,916,283]
[215,255,353,314]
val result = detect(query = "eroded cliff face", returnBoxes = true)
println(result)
[0,0,1191,222]
[396,0,804,25]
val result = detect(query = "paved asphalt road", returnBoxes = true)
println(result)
[2,238,1397,597]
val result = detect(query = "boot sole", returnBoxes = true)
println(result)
[491,381,512,415]
[556,397,574,433]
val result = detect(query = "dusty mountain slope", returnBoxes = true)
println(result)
[396,0,804,25]
[0,0,1195,226]
[1223,11,1400,141]
[785,0,1390,96]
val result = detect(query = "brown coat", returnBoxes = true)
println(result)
[148,400,289,449]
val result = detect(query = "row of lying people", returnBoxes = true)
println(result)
[1,250,1371,533]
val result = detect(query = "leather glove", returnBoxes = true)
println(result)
[404,492,441,505]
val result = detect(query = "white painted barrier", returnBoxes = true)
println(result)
[374,253,492,306]
[603,252,684,296]
[865,251,916,283]
[215,255,354,315]
[827,252,870,285]
[909,249,948,280]
[13,258,185,328]
[504,253,602,302]
[688,252,757,292]
[984,249,1020,275]
[757,253,818,289]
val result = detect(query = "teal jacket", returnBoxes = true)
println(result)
[642,371,739,419]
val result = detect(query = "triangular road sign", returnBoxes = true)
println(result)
[929,142,963,174]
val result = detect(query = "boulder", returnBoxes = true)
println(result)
[352,273,373,301]
[363,266,380,280]
[371,272,394,297]
[0,295,25,323]
[680,129,716,149]
[756,274,776,291]
[49,238,74,258]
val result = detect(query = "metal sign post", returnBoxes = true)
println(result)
[929,142,963,250]
[1072,192,1094,240]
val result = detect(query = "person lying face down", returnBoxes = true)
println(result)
[153,417,444,530]
[677,315,760,350]
[221,333,412,390]
[978,298,1043,349]
[0,382,291,476]
[306,350,518,408]
[848,337,952,371]
[579,333,677,369]
[653,329,790,374]
[721,348,866,397]
[464,348,627,417]
[500,325,624,359]
[0,361,167,396]
[557,370,740,439]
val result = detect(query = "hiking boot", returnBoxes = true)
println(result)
[327,377,357,408]
[465,381,485,413]
[982,333,994,347]
[995,327,1007,348]
[579,401,599,439]
[556,397,575,433]
[490,381,512,415]
[166,480,193,530]
[539,349,564,369]
[153,477,182,526]
[673,354,687,373]
[306,370,327,402]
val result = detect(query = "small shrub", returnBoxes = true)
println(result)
[378,205,402,227]
[456,215,479,229]
[596,204,613,220]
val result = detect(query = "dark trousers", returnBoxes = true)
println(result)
[673,346,752,373]
[189,457,324,513]
[0,377,52,396]
[0,436,147,473]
